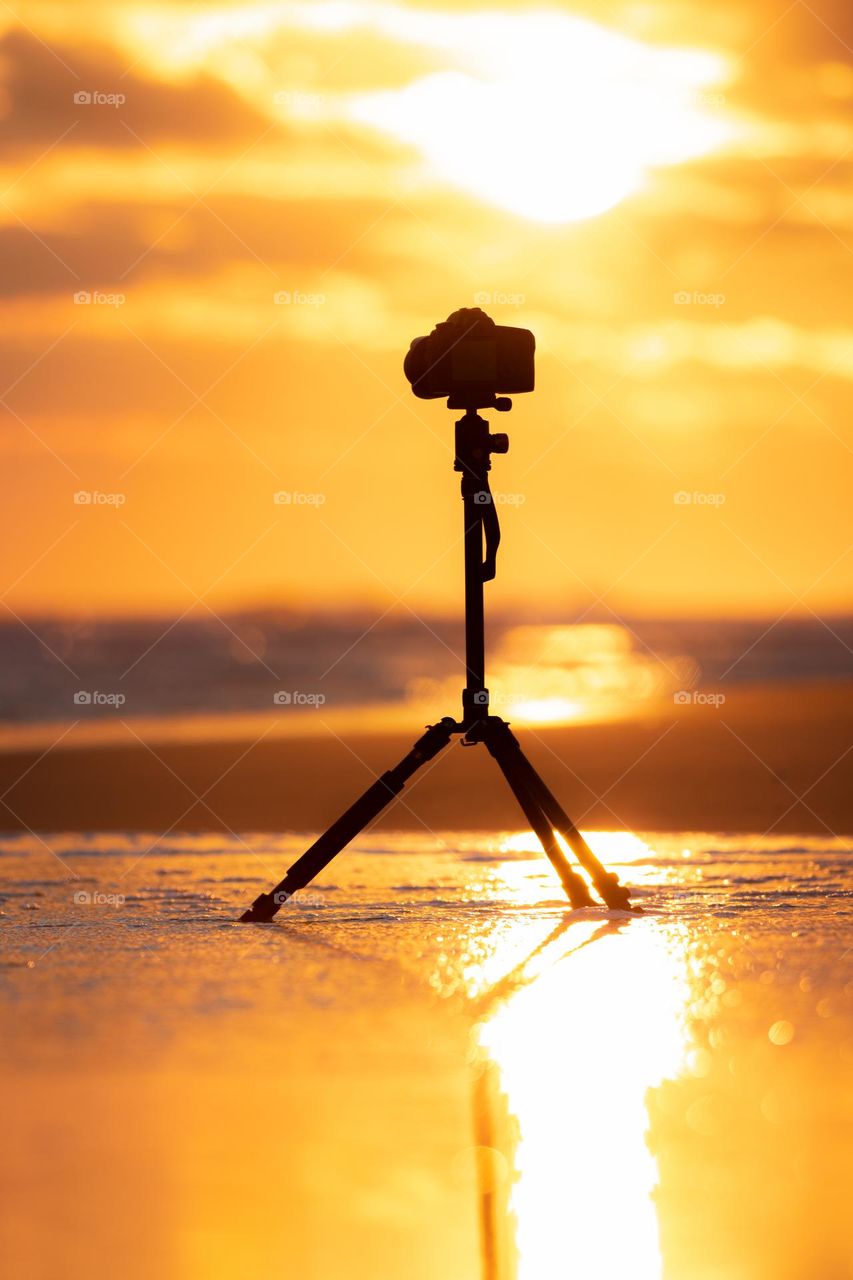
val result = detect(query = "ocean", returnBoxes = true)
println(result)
[3,611,851,732]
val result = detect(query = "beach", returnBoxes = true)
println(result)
[3,0,852,1272]
[1,680,851,838]
[1,829,850,1279]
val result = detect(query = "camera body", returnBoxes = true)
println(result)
[404,307,535,408]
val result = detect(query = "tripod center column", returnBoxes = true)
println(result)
[455,409,497,728]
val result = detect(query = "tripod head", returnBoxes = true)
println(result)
[453,404,510,473]
[450,392,512,478]
[446,391,512,412]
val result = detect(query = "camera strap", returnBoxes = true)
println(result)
[480,480,501,582]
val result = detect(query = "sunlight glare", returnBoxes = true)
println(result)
[111,5,735,224]
[479,925,689,1278]
[347,14,734,222]
[499,828,653,863]
[509,696,583,723]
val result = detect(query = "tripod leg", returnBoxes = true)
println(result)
[239,718,456,922]
[480,724,595,909]
[503,730,637,912]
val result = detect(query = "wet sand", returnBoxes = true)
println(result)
[1,830,850,1279]
[0,681,851,836]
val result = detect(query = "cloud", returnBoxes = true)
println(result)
[0,29,286,148]
[0,191,408,297]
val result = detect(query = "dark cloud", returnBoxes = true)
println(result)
[0,193,407,296]
[0,29,285,148]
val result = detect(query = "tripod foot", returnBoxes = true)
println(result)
[239,892,278,923]
[594,873,642,913]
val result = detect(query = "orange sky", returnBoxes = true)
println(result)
[1,0,851,619]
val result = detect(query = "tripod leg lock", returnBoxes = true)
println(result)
[462,688,490,728]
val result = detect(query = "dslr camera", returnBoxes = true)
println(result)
[404,307,535,409]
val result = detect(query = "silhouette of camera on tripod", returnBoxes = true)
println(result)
[240,308,638,922]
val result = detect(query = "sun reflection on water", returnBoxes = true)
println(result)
[499,829,654,863]
[475,921,689,1280]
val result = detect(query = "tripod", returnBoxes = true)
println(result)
[240,398,637,922]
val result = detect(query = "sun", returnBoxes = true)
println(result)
[346,14,734,223]
[108,5,734,225]
[507,696,583,724]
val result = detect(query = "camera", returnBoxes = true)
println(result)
[404,308,535,407]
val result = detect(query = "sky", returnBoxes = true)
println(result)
[2,0,852,621]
